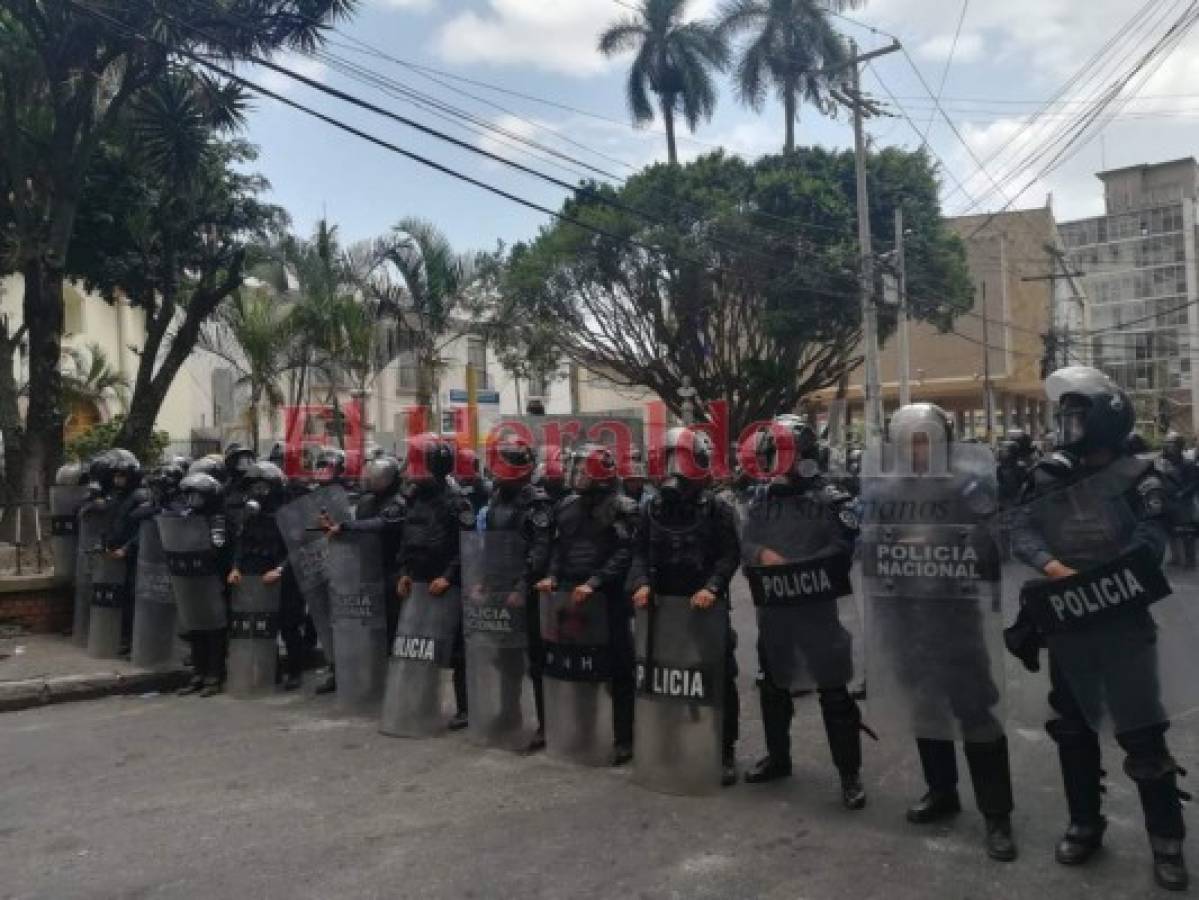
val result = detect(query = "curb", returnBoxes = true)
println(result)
[0,667,191,713]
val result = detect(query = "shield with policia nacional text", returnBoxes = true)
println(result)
[1009,465,1199,734]
[158,512,228,633]
[88,551,128,660]
[460,530,535,750]
[50,484,88,582]
[633,594,727,796]
[540,590,614,767]
[227,577,282,698]
[736,488,860,695]
[72,502,111,647]
[329,529,389,713]
[379,581,462,738]
[131,516,177,669]
[859,436,1007,743]
[276,485,351,669]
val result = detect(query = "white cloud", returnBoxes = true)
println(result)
[257,51,329,95]
[374,0,433,8]
[916,32,983,65]
[434,0,721,77]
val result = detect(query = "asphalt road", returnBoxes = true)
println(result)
[2,563,1198,900]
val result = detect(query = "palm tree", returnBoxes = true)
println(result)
[598,0,730,165]
[718,0,856,153]
[59,343,130,416]
[201,288,291,453]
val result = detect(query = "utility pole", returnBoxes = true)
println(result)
[981,279,995,442]
[830,37,901,441]
[1022,243,1085,373]
[895,207,912,406]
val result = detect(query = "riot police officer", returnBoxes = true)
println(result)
[629,427,740,785]
[397,434,474,729]
[1010,366,1187,891]
[536,443,640,766]
[99,449,147,653]
[227,462,294,687]
[454,448,491,517]
[739,416,867,810]
[482,437,554,749]
[1158,431,1197,569]
[535,445,568,504]
[174,472,232,697]
[621,446,654,508]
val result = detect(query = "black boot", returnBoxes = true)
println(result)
[985,815,1017,862]
[744,755,792,784]
[610,743,633,767]
[1055,819,1106,865]
[199,678,223,698]
[177,678,204,697]
[840,772,866,810]
[448,710,469,731]
[1151,836,1189,892]
[722,749,737,787]
[524,728,546,755]
[282,673,302,691]
[906,790,961,824]
[313,669,336,695]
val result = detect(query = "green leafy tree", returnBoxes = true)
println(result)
[718,0,857,152]
[66,415,170,466]
[504,149,972,436]
[0,0,356,498]
[598,0,730,165]
[58,343,130,415]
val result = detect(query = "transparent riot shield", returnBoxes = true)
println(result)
[540,590,613,767]
[227,577,282,698]
[632,594,727,796]
[460,531,533,751]
[158,513,227,633]
[736,490,860,694]
[131,517,176,669]
[50,484,87,582]
[379,582,462,738]
[860,440,1007,743]
[88,552,128,660]
[72,503,110,647]
[1008,462,1199,734]
[328,530,388,713]
[276,486,350,668]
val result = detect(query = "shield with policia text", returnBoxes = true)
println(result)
[379,582,462,738]
[1008,464,1199,734]
[859,434,1007,743]
[50,484,88,582]
[736,489,860,694]
[131,516,177,669]
[276,485,351,669]
[72,502,111,647]
[158,512,227,633]
[460,530,535,750]
[540,590,614,767]
[633,594,727,796]
[329,529,389,713]
[227,577,282,698]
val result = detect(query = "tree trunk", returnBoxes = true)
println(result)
[784,88,797,153]
[0,323,25,504]
[18,259,66,502]
[660,95,678,165]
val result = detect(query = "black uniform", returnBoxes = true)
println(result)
[344,490,406,644]
[101,485,151,647]
[1012,453,1183,842]
[743,478,865,783]
[483,482,554,731]
[628,488,740,758]
[399,479,474,717]
[1157,451,1197,569]
[547,489,639,750]
[232,506,291,677]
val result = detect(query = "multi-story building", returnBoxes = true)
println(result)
[1060,158,1199,437]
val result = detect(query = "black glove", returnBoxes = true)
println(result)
[1003,604,1043,673]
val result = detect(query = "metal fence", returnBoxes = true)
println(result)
[0,497,53,575]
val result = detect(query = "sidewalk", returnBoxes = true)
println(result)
[0,631,188,712]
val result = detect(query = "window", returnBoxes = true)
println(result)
[395,350,420,393]
[467,336,490,390]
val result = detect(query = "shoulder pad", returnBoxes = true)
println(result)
[382,500,406,525]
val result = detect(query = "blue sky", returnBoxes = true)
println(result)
[241,0,1199,255]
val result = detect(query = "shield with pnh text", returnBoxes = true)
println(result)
[540,590,614,767]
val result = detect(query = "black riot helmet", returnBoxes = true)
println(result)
[88,451,117,494]
[659,426,714,500]
[242,461,287,512]
[1045,366,1134,455]
[56,462,84,487]
[888,403,954,475]
[224,444,256,483]
[755,415,820,482]
[567,443,618,494]
[1005,429,1034,459]
[491,436,536,493]
[188,455,228,485]
[151,459,189,502]
[407,434,455,484]
[108,448,142,491]
[1162,430,1185,462]
[314,447,347,484]
[363,456,402,496]
[179,472,225,514]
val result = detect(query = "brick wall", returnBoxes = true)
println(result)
[0,579,72,634]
